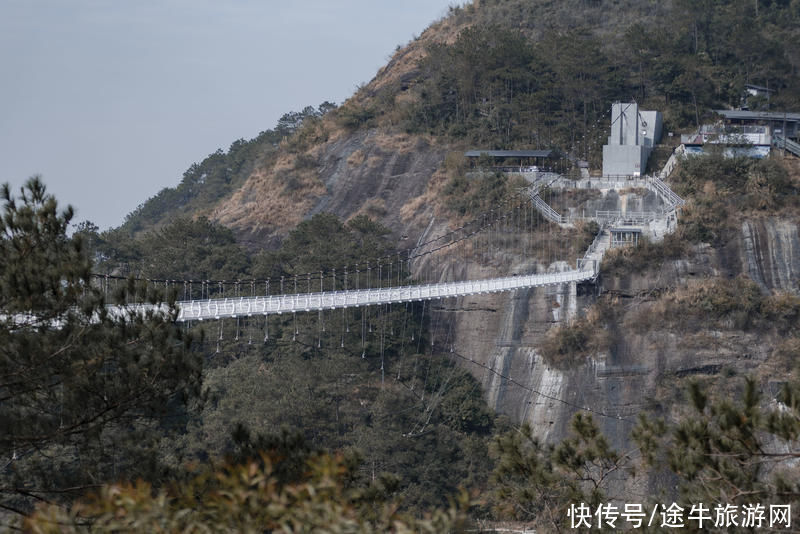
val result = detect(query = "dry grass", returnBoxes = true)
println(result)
[349,198,387,221]
[781,152,800,178]
[347,150,366,167]
[769,336,800,374]
[272,153,297,174]
[366,155,383,168]
[372,131,429,152]
[365,16,471,96]
[394,91,420,107]
[399,165,449,223]
[308,143,326,160]
[213,163,325,234]
[320,115,347,144]
[210,115,346,237]
[539,297,618,369]
[675,331,723,351]
[623,276,766,335]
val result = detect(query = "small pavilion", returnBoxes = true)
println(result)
[464,149,556,171]
[609,226,642,247]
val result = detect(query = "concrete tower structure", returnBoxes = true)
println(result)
[602,102,662,176]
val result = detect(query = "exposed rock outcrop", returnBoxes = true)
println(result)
[741,219,800,292]
[213,128,447,248]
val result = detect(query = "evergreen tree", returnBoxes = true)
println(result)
[634,377,800,518]
[491,414,632,532]
[0,178,202,516]
[24,452,468,533]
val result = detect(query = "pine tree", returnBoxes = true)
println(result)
[635,377,800,516]
[24,452,468,533]
[0,178,202,517]
[492,413,633,532]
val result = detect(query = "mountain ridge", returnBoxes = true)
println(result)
[119,0,799,249]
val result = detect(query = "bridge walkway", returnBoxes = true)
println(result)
[175,266,598,322]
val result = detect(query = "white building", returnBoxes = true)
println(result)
[602,102,663,176]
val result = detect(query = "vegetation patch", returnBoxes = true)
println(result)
[602,233,688,277]
[352,197,388,220]
[346,149,365,167]
[671,154,800,246]
[626,275,800,336]
[539,297,617,369]
[334,101,377,130]
[442,169,525,217]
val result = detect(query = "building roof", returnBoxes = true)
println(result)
[714,110,800,122]
[464,149,555,158]
[744,84,776,93]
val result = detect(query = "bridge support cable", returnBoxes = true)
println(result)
[89,185,607,324]
[446,348,637,423]
[171,269,597,322]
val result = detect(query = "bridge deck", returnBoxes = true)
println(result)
[175,267,597,322]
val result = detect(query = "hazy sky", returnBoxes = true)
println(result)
[0,1,458,230]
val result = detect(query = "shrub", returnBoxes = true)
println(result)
[336,103,376,130]
[443,171,516,217]
[294,153,318,170]
[540,319,592,368]
[761,292,800,334]
[25,453,467,532]
[602,233,687,275]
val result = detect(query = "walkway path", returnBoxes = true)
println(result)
[175,265,598,322]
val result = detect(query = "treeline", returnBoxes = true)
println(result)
[119,102,337,235]
[64,197,500,518]
[3,180,492,529]
[346,0,800,166]
[6,174,800,531]
[409,26,622,161]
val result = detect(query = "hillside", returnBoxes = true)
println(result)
[85,0,800,529]
[117,0,800,249]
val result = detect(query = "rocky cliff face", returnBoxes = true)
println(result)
[429,213,795,496]
[209,15,467,248]
[408,212,793,499]
[197,5,800,492]
[306,131,446,240]
[741,219,800,292]
[212,128,448,248]
[214,106,800,464]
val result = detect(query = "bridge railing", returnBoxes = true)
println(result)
[529,191,565,224]
[528,183,660,227]
[593,210,657,224]
[576,258,599,275]
[644,175,685,210]
[532,174,684,214]
[577,223,608,275]
[104,160,692,324]
[659,144,685,179]
[174,269,596,322]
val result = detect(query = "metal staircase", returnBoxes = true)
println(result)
[530,193,564,224]
[774,135,800,158]
[645,175,685,210]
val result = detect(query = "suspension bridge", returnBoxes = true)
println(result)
[92,166,684,324]
[173,268,598,322]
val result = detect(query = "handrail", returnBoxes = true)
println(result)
[774,135,800,157]
[174,268,596,322]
